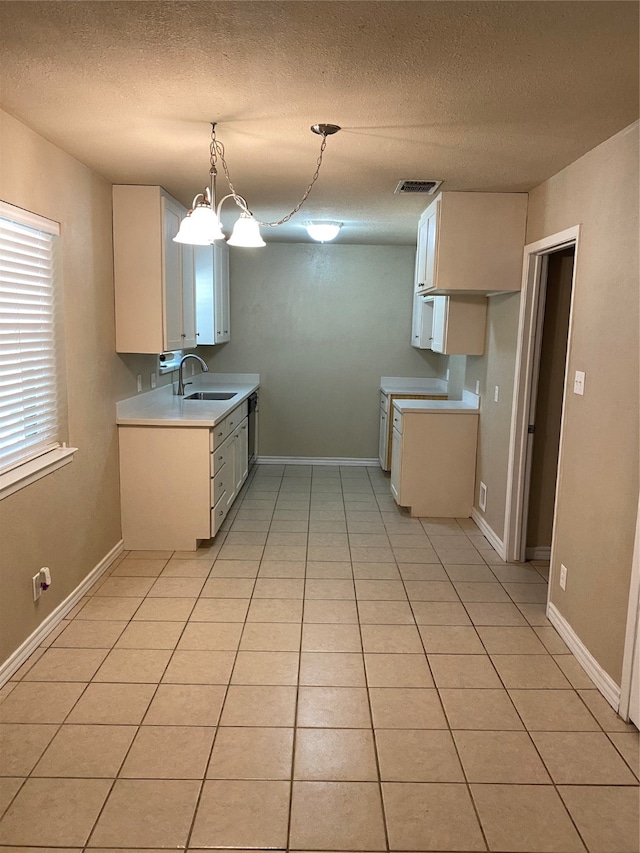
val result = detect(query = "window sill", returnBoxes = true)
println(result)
[0,446,78,501]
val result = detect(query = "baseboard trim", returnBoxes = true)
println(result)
[526,546,552,561]
[256,456,379,467]
[547,602,621,712]
[0,539,124,687]
[471,508,507,560]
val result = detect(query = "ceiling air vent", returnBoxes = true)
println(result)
[394,179,442,195]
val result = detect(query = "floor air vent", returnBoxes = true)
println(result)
[394,179,442,195]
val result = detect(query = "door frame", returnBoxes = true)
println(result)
[619,497,640,722]
[504,226,580,563]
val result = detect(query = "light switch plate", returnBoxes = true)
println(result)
[494,385,499,402]
[574,370,585,395]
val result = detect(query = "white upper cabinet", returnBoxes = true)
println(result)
[411,292,487,355]
[113,185,196,354]
[195,241,230,345]
[415,191,528,295]
[430,295,487,355]
[411,292,435,349]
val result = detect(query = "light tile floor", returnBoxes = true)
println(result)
[1,464,638,852]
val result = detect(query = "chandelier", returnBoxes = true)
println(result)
[174,122,341,248]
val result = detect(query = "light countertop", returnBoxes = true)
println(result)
[380,376,448,396]
[116,373,259,427]
[393,390,480,415]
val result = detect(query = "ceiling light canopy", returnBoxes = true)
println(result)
[174,122,341,248]
[305,221,343,243]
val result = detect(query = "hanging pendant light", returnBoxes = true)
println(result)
[175,122,341,247]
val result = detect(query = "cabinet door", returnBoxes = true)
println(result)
[220,432,237,512]
[162,197,184,352]
[412,294,435,349]
[378,406,388,469]
[430,296,447,353]
[181,243,197,348]
[194,245,215,345]
[390,427,402,503]
[214,241,230,343]
[416,198,440,294]
[234,418,249,493]
[414,212,429,292]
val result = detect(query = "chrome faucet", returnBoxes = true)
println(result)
[177,353,209,396]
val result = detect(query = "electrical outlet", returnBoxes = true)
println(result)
[32,573,41,601]
[573,370,585,395]
[136,374,143,393]
[445,368,450,381]
[475,380,480,395]
[479,481,487,511]
[39,567,52,590]
[150,372,157,389]
[559,564,568,590]
[494,385,500,402]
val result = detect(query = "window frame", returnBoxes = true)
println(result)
[0,199,77,500]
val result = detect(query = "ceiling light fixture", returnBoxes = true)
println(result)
[305,221,343,243]
[174,122,341,248]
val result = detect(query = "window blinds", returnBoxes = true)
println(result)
[0,202,63,476]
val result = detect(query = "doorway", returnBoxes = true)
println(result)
[524,247,575,560]
[504,226,580,565]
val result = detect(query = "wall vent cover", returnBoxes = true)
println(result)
[394,180,442,195]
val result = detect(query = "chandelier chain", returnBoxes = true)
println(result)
[210,125,329,227]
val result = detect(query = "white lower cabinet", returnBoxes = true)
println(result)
[390,408,479,517]
[379,389,448,472]
[119,400,249,551]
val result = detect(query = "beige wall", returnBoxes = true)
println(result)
[200,243,444,458]
[465,292,522,536]
[467,122,639,685]
[0,110,140,663]
[528,123,639,684]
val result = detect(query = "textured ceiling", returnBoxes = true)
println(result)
[0,1,638,244]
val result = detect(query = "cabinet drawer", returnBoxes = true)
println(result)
[392,409,403,434]
[210,421,228,450]
[380,392,389,413]
[211,445,226,474]
[225,400,248,432]
[211,462,229,506]
[211,492,227,536]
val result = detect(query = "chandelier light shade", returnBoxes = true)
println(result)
[174,122,341,248]
[305,221,343,242]
[174,190,225,244]
[228,212,266,248]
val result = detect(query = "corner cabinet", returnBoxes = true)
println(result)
[113,185,196,354]
[414,191,528,295]
[195,241,230,345]
[119,400,249,551]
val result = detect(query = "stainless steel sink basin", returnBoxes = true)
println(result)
[184,391,237,401]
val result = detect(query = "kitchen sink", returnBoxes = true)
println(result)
[184,391,237,401]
